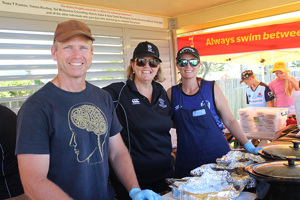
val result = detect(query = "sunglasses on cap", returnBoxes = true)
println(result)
[135,58,160,68]
[177,59,200,67]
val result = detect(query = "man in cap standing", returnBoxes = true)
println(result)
[16,20,162,200]
[240,69,275,146]
[240,69,274,107]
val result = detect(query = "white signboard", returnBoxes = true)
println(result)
[0,0,164,28]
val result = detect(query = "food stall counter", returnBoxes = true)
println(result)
[163,124,300,200]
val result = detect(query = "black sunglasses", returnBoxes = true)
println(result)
[177,59,200,67]
[135,58,160,68]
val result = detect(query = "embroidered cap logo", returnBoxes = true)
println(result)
[147,44,155,53]
[180,47,195,54]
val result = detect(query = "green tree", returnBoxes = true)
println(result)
[0,80,43,98]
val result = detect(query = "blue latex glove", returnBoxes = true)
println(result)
[129,188,163,200]
[244,141,263,155]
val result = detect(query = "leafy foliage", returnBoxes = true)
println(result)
[0,80,43,98]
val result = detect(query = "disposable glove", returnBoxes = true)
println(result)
[244,141,263,155]
[129,188,163,200]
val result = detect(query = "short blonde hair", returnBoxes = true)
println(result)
[125,59,165,82]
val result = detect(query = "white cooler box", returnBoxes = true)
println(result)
[238,107,288,140]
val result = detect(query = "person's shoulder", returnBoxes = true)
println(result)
[170,83,181,92]
[87,82,113,96]
[201,78,215,87]
[291,76,298,81]
[102,81,126,91]
[101,81,127,100]
[259,82,268,87]
[0,105,16,118]
[201,78,212,83]
[268,79,276,85]
[0,104,14,113]
[23,83,53,104]
[152,81,165,90]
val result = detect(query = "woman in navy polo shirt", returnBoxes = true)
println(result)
[103,41,174,199]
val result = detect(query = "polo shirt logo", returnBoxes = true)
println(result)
[268,91,274,98]
[200,100,210,109]
[158,98,167,108]
[132,98,140,105]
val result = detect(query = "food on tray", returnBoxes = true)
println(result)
[190,163,218,176]
[186,150,262,197]
[228,173,251,186]
[180,169,241,200]
[216,151,244,164]
[244,152,265,163]
[170,151,264,199]
[216,150,265,164]
[228,162,248,174]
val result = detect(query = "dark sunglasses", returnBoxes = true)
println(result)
[135,58,160,68]
[178,59,200,67]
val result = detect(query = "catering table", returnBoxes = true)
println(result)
[163,124,300,200]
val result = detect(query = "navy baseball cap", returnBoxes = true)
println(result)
[176,46,200,61]
[133,41,161,62]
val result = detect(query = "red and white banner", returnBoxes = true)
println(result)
[177,21,300,56]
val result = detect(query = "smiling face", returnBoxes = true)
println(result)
[176,53,200,79]
[131,56,160,83]
[51,35,94,81]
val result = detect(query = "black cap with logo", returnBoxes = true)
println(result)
[133,41,161,62]
[176,46,200,61]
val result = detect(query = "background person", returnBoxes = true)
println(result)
[103,41,174,200]
[0,105,25,199]
[167,46,262,178]
[268,61,299,114]
[240,69,274,107]
[15,20,162,200]
[240,69,275,146]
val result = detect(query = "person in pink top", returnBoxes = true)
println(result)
[268,61,300,114]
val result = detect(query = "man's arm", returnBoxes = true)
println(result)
[109,133,163,199]
[18,154,72,200]
[265,85,275,107]
[267,100,274,107]
[108,133,139,192]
